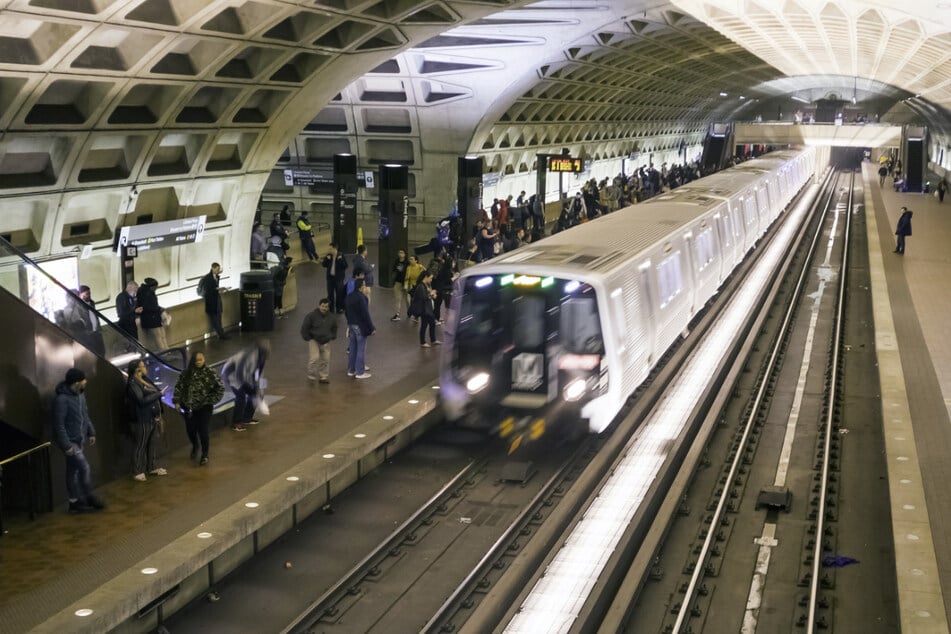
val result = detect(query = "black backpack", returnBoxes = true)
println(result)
[196,276,208,298]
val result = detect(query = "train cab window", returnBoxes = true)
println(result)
[657,252,683,308]
[512,295,545,349]
[561,298,603,354]
[695,228,715,271]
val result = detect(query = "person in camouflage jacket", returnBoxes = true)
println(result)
[173,352,224,465]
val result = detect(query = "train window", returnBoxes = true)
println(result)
[743,197,756,227]
[561,298,603,354]
[695,228,715,271]
[657,252,683,308]
[512,295,545,349]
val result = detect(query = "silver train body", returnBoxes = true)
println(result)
[440,148,819,433]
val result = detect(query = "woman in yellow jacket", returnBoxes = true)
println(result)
[403,255,426,323]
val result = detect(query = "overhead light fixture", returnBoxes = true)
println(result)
[791,95,810,104]
[739,95,745,100]
[719,92,728,97]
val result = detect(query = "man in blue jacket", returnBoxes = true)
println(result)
[345,280,375,379]
[51,368,104,513]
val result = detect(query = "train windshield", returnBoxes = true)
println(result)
[452,275,604,397]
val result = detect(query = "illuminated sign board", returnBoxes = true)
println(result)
[116,215,206,255]
[547,156,585,173]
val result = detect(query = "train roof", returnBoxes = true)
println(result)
[469,149,808,279]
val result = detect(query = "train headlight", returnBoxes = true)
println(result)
[563,378,587,402]
[466,372,490,394]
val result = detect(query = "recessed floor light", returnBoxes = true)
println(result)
[323,453,335,459]
[75,609,93,617]
[383,415,394,420]
[141,567,158,575]
[286,476,300,482]
[197,532,212,539]
[354,433,367,439]
[408,399,419,404]
[245,502,259,509]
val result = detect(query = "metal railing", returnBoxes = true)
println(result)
[0,441,52,536]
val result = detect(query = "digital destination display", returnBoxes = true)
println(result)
[116,215,206,255]
[547,156,585,173]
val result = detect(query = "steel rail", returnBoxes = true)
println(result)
[281,459,483,634]
[421,437,596,633]
[671,168,841,633]
[807,170,854,632]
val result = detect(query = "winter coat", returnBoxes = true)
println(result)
[136,284,163,329]
[300,309,338,344]
[127,377,163,426]
[896,211,913,237]
[345,289,375,335]
[174,365,225,409]
[51,381,95,452]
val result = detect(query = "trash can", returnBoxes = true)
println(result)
[239,270,275,332]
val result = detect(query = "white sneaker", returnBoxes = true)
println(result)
[347,370,355,377]
[355,373,372,379]
[149,468,167,476]
[421,343,431,348]
[134,473,147,482]
[433,340,442,345]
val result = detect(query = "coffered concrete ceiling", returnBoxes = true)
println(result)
[0,0,946,300]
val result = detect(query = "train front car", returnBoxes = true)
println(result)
[440,268,608,440]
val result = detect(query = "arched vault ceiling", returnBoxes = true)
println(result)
[672,0,951,110]
[1,0,950,271]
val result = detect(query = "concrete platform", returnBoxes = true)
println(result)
[0,260,446,633]
[863,162,951,633]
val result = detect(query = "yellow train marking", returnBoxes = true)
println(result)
[530,418,545,440]
[499,416,515,438]
[508,434,523,454]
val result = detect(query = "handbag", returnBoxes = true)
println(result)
[161,310,172,327]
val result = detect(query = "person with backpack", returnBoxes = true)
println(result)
[199,263,229,340]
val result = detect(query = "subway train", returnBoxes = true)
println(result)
[439,147,818,436]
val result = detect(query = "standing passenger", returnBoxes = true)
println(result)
[136,278,168,351]
[390,249,408,322]
[412,272,440,348]
[297,211,318,261]
[200,263,229,340]
[125,360,167,481]
[894,207,913,255]
[345,280,375,379]
[115,280,141,341]
[52,368,104,513]
[300,298,338,384]
[322,242,348,314]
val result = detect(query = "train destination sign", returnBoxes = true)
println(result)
[547,156,585,173]
[116,215,206,255]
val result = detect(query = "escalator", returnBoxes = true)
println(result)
[701,122,733,173]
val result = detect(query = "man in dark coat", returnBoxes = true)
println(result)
[345,280,375,379]
[895,207,913,255]
[300,298,338,383]
[51,368,104,513]
[201,263,228,339]
[322,241,348,313]
[136,277,167,351]
[115,280,141,340]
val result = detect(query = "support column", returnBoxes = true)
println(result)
[377,164,408,288]
[333,153,358,253]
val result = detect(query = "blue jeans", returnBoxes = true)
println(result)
[348,325,367,374]
[232,385,257,425]
[65,446,94,502]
